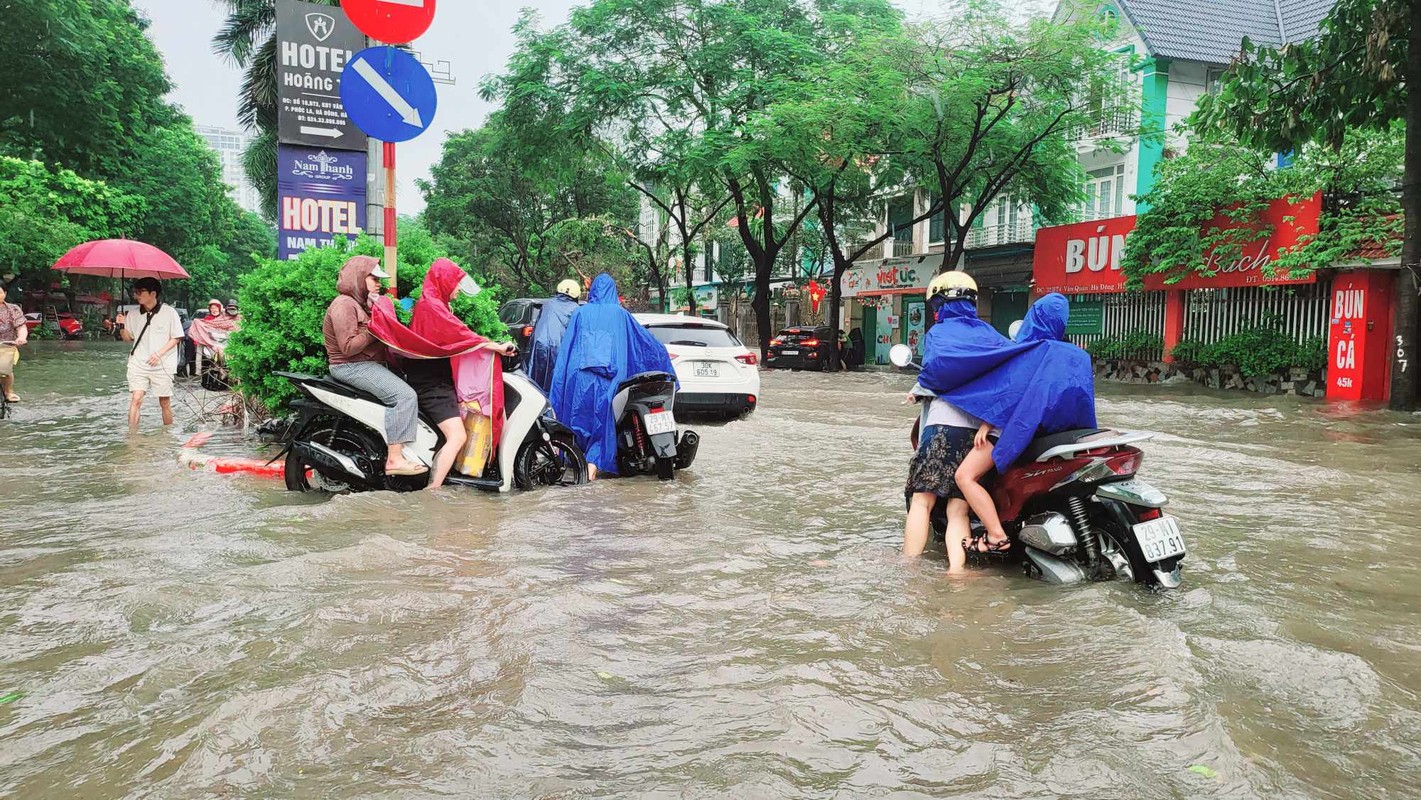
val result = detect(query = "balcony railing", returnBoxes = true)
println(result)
[965,217,1037,249]
[1070,107,1137,139]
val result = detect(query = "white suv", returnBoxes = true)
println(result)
[635,313,760,418]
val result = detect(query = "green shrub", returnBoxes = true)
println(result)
[1169,327,1327,376]
[1087,331,1164,360]
[227,232,507,413]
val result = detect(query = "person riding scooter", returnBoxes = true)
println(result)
[322,255,426,477]
[918,289,1096,555]
[369,259,515,490]
[549,273,675,480]
[525,278,581,393]
[903,272,1008,570]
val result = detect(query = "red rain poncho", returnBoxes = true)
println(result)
[369,259,504,444]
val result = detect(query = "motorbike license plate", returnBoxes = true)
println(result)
[643,410,677,435]
[781,349,800,356]
[694,362,720,378]
[1133,516,1186,562]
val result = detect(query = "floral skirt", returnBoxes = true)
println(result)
[905,424,978,499]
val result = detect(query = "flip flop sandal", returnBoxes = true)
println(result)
[4,395,18,403]
[975,536,1012,554]
[386,462,429,476]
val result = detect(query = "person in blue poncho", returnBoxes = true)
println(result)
[903,272,1010,569]
[524,278,582,393]
[549,273,676,479]
[919,289,1095,553]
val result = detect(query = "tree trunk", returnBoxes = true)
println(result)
[1391,5,1421,410]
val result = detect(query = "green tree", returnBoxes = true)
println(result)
[418,115,637,296]
[1193,0,1417,408]
[0,157,145,283]
[1123,125,1404,287]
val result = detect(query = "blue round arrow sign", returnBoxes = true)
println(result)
[340,46,438,142]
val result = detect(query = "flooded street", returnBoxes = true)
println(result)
[2,341,1419,798]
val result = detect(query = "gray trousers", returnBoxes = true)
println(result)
[330,361,419,445]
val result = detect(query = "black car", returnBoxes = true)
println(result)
[498,298,544,355]
[765,326,835,370]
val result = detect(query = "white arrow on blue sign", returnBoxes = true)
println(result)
[339,46,438,142]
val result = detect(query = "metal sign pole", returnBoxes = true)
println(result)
[384,141,397,293]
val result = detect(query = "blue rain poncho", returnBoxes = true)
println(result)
[918,293,1096,471]
[524,291,579,393]
[549,273,676,473]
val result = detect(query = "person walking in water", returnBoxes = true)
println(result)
[0,283,27,404]
[322,256,427,477]
[119,277,185,428]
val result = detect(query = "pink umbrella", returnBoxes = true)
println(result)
[52,239,189,281]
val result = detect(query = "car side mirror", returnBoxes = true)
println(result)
[889,344,913,367]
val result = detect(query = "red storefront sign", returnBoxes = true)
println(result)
[1032,195,1323,294]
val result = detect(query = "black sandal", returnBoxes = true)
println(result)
[974,535,1011,553]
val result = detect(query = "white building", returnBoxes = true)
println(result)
[195,124,262,215]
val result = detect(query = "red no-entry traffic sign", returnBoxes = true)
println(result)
[340,0,436,44]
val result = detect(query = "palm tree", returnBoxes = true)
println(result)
[211,0,339,220]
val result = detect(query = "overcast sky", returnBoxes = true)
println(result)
[134,0,1039,215]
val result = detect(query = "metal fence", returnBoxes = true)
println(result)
[966,217,1038,249]
[1182,281,1332,345]
[1067,291,1167,359]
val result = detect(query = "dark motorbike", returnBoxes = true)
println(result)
[612,371,700,480]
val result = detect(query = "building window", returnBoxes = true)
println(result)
[887,197,914,253]
[1082,165,1126,220]
[928,195,945,244]
[1205,67,1228,94]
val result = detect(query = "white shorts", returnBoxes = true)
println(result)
[128,358,175,397]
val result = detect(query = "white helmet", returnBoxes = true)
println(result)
[557,278,582,300]
[926,270,978,303]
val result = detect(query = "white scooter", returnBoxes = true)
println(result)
[275,359,588,493]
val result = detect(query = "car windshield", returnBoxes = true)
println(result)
[647,324,741,348]
[498,303,530,325]
[779,329,821,339]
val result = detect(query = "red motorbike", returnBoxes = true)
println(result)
[896,345,1185,589]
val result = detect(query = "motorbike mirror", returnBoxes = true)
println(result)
[889,344,914,368]
[1008,320,1024,339]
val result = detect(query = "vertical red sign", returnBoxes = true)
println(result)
[1326,270,1396,402]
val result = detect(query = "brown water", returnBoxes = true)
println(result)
[2,341,1419,799]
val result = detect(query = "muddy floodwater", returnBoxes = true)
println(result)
[2,341,1419,798]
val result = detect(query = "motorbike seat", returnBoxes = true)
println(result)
[1018,428,1106,463]
[308,374,393,407]
[616,371,675,393]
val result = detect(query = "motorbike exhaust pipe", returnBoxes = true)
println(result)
[675,430,700,470]
[293,441,371,484]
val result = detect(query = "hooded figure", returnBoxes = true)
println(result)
[524,280,581,393]
[323,255,385,365]
[190,298,240,359]
[322,255,426,475]
[549,273,675,474]
[918,292,1095,471]
[369,259,505,477]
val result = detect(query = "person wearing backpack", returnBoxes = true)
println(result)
[118,277,185,428]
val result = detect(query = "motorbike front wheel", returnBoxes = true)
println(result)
[514,432,589,490]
